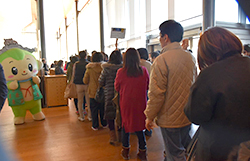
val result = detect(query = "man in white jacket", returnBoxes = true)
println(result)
[144,20,197,161]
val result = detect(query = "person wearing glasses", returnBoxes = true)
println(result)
[144,20,197,161]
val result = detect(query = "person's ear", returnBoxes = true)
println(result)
[164,34,169,42]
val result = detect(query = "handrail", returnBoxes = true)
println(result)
[179,14,203,22]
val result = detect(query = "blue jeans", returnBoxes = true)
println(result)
[160,125,191,161]
[90,98,107,128]
[122,128,146,150]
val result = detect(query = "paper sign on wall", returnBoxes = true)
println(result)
[110,28,126,39]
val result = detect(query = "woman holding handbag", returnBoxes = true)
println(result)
[99,50,123,145]
[66,56,79,114]
[184,27,250,160]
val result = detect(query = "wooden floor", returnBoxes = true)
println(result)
[0,99,165,161]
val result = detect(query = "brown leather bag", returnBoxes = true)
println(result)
[64,64,77,99]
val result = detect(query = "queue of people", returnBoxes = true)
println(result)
[38,19,250,161]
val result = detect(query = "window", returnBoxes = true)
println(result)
[215,0,238,23]
[150,0,168,30]
[174,0,202,27]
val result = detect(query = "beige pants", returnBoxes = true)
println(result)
[76,84,91,118]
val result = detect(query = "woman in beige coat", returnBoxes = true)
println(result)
[83,52,107,131]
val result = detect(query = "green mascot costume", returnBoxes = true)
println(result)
[0,39,45,125]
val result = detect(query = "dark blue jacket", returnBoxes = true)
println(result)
[0,64,8,111]
[73,59,89,84]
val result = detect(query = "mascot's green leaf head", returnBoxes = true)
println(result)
[0,48,42,81]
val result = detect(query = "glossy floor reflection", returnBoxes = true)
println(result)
[0,99,165,161]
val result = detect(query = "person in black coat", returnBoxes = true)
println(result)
[99,50,122,144]
[0,64,7,112]
[184,27,250,161]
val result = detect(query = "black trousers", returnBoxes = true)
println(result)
[90,98,107,128]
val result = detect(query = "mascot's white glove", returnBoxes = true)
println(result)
[32,76,40,84]
[8,80,18,90]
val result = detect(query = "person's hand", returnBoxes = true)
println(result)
[8,80,18,90]
[145,119,153,131]
[115,38,118,50]
[32,76,41,84]
[181,39,189,50]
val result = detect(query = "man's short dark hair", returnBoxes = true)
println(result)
[91,52,104,62]
[79,50,87,59]
[151,51,160,59]
[137,48,149,60]
[159,20,183,43]
[71,56,79,63]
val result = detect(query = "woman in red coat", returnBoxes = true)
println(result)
[115,48,149,161]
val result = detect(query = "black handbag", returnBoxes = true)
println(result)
[186,126,200,161]
[94,87,104,103]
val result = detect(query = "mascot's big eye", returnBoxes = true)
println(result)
[28,64,33,71]
[11,67,18,75]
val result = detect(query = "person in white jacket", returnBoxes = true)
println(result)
[144,20,197,161]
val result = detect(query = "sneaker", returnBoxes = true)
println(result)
[83,110,87,116]
[88,117,92,121]
[75,111,79,115]
[91,127,98,131]
[78,117,85,122]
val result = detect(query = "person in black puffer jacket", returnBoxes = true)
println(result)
[99,50,123,145]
